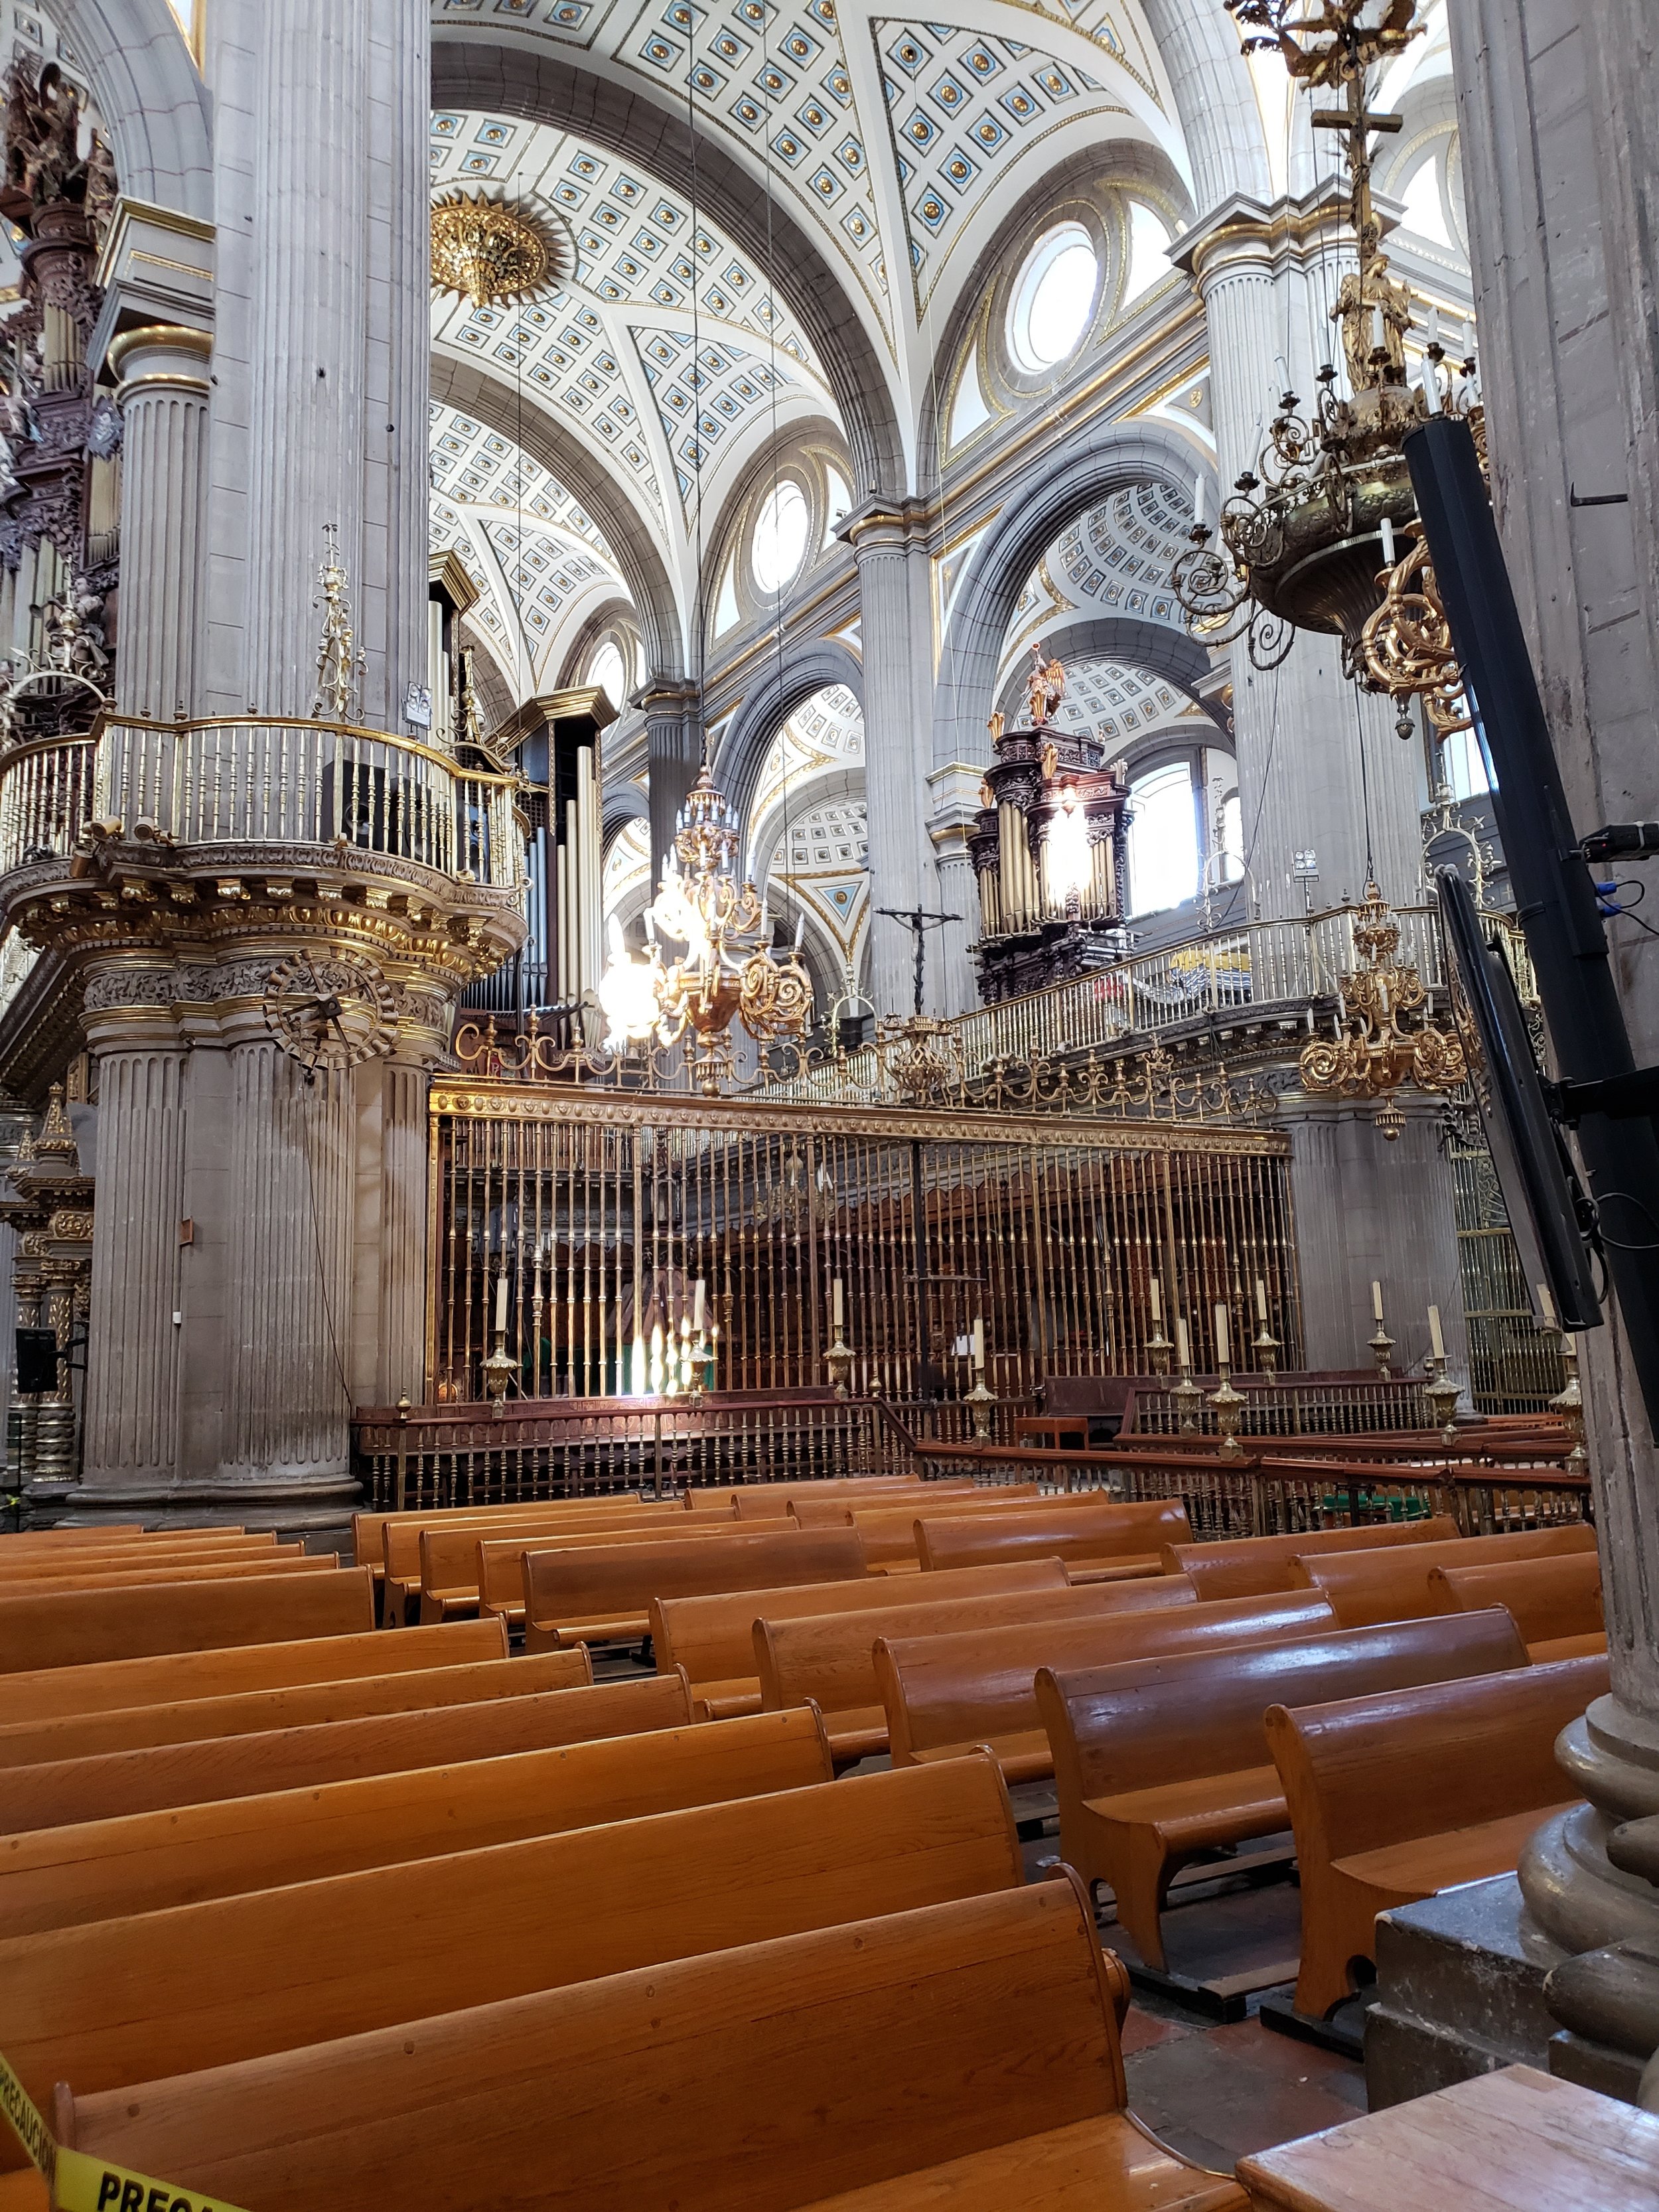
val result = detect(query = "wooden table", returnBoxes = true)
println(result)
[1238,2064,1659,2211]
[1015,1416,1092,1451]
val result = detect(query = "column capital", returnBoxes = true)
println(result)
[108,321,213,402]
[1171,176,1350,291]
[837,495,932,556]
[636,677,702,721]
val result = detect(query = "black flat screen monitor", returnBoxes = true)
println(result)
[1436,865,1601,1331]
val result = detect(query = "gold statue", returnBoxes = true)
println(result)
[1027,640,1065,728]
[987,709,1004,743]
[978,776,996,811]
[1332,250,1413,391]
[1039,740,1058,782]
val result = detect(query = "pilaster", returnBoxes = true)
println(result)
[641,678,702,882]
[109,324,211,719]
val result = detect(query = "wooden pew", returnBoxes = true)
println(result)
[0,1526,149,1546]
[0,1536,281,1577]
[0,1694,846,1934]
[1163,1514,1463,1599]
[352,1491,645,1567]
[918,1498,1194,1578]
[0,1552,336,1600]
[523,1525,869,1650]
[1431,1550,1604,1658]
[1268,1651,1609,2017]
[1037,1608,1531,1971]
[759,1574,1198,1763]
[802,1487,1045,1570]
[413,1508,692,1625]
[689,1475,939,1518]
[784,1481,989,1529]
[877,1589,1336,1782]
[0,1644,590,1770]
[653,1558,1074,1721]
[1290,1524,1597,1628]
[0,1566,375,1675]
[0,1617,506,1727]
[0,1660,673,1832]
[470,1520,768,1631]
[382,1504,670,1625]
[54,1876,1248,2212]
[0,1746,1035,2154]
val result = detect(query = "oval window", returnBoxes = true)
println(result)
[1008,222,1099,374]
[751,480,811,595]
[589,639,626,709]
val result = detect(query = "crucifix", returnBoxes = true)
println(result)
[875,904,960,1019]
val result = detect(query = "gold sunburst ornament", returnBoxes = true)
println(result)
[430,192,565,310]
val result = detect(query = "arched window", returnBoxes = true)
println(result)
[588,638,626,712]
[751,480,811,595]
[1127,761,1199,916]
[1007,223,1098,374]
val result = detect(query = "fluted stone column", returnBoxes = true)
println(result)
[80,1017,188,1486]
[202,0,429,721]
[847,503,944,1015]
[1177,192,1424,921]
[366,1051,435,1407]
[108,324,211,719]
[642,680,702,880]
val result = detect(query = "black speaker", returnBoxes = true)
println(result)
[15,1327,60,1394]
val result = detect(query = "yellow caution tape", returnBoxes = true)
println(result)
[0,2047,250,2212]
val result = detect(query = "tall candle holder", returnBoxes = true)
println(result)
[1145,1317,1174,1376]
[1252,1320,1280,1380]
[826,1330,853,1398]
[966,1373,997,1439]
[1550,1333,1587,1470]
[1421,1354,1461,1447]
[1368,1320,1397,1378]
[1209,1357,1247,1461]
[1170,1335,1204,1435]
[482,1330,515,1418]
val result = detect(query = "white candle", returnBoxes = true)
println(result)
[1192,477,1207,531]
[1427,1304,1445,1361]
[1149,1275,1163,1323]
[1421,359,1441,414]
[1380,514,1396,565]
[1255,1276,1268,1325]
[693,1278,705,1332]
[972,1317,985,1370]
[1214,1303,1229,1366]
[832,1277,844,1329]
[1372,1279,1385,1323]
[1536,1282,1557,1329]
[494,1270,508,1335]
[1176,1317,1190,1370]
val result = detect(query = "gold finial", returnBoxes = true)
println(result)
[313,524,362,723]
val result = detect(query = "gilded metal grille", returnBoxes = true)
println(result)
[427,1081,1302,1407]
[1449,1136,1565,1412]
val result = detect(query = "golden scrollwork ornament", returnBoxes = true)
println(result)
[263,950,396,1078]
[1299,881,1466,1136]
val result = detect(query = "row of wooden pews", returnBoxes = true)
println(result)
[0,1471,1614,2209]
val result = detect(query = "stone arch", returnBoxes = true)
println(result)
[601,786,649,859]
[711,639,865,867]
[431,38,907,502]
[1135,0,1271,214]
[989,614,1226,735]
[935,421,1215,767]
[52,0,212,218]
[433,352,685,682]
[746,761,866,915]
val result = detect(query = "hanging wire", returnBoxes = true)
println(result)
[758,0,794,955]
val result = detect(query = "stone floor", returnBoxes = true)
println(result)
[1121,1995,1367,2172]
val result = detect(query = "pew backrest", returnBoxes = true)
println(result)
[0,1645,589,1771]
[1264,1651,1611,1863]
[0,1566,376,1675]
[0,1660,667,1832]
[1292,1524,1597,1627]
[354,1493,644,1567]
[1161,1514,1462,1600]
[731,1477,940,1520]
[784,1481,1003,1532]
[1430,1551,1603,1646]
[382,1504,668,1587]
[758,1573,1198,1725]
[0,1617,506,1726]
[524,1526,868,1647]
[0,1743,1039,2141]
[1037,1608,1532,1809]
[51,1781,1086,2212]
[415,1511,670,1602]
[0,1688,859,1943]
[879,1588,1337,1768]
[652,1558,1071,1690]
[0,1536,281,1578]
[820,1489,1046,1565]
[0,1552,334,1599]
[917,1498,1194,1574]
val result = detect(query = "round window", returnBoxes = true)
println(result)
[589,639,627,710]
[751,480,811,596]
[1007,222,1099,374]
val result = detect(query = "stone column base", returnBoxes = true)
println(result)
[29,1473,360,1534]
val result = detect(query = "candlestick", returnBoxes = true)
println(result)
[1427,1304,1445,1362]
[1213,1303,1229,1367]
[1372,1279,1385,1323]
[1176,1317,1190,1370]
[972,1316,985,1370]
[832,1276,844,1329]
[1149,1274,1162,1322]
[1254,1276,1267,1325]
[494,1270,508,1335]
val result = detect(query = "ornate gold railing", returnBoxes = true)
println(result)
[0,715,523,889]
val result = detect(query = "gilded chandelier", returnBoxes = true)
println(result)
[1175,0,1480,740]
[596,763,814,1096]
[1298,880,1466,1138]
[429,192,567,310]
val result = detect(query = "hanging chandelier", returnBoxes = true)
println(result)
[1298,879,1466,1137]
[1174,0,1480,739]
[596,763,814,1095]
